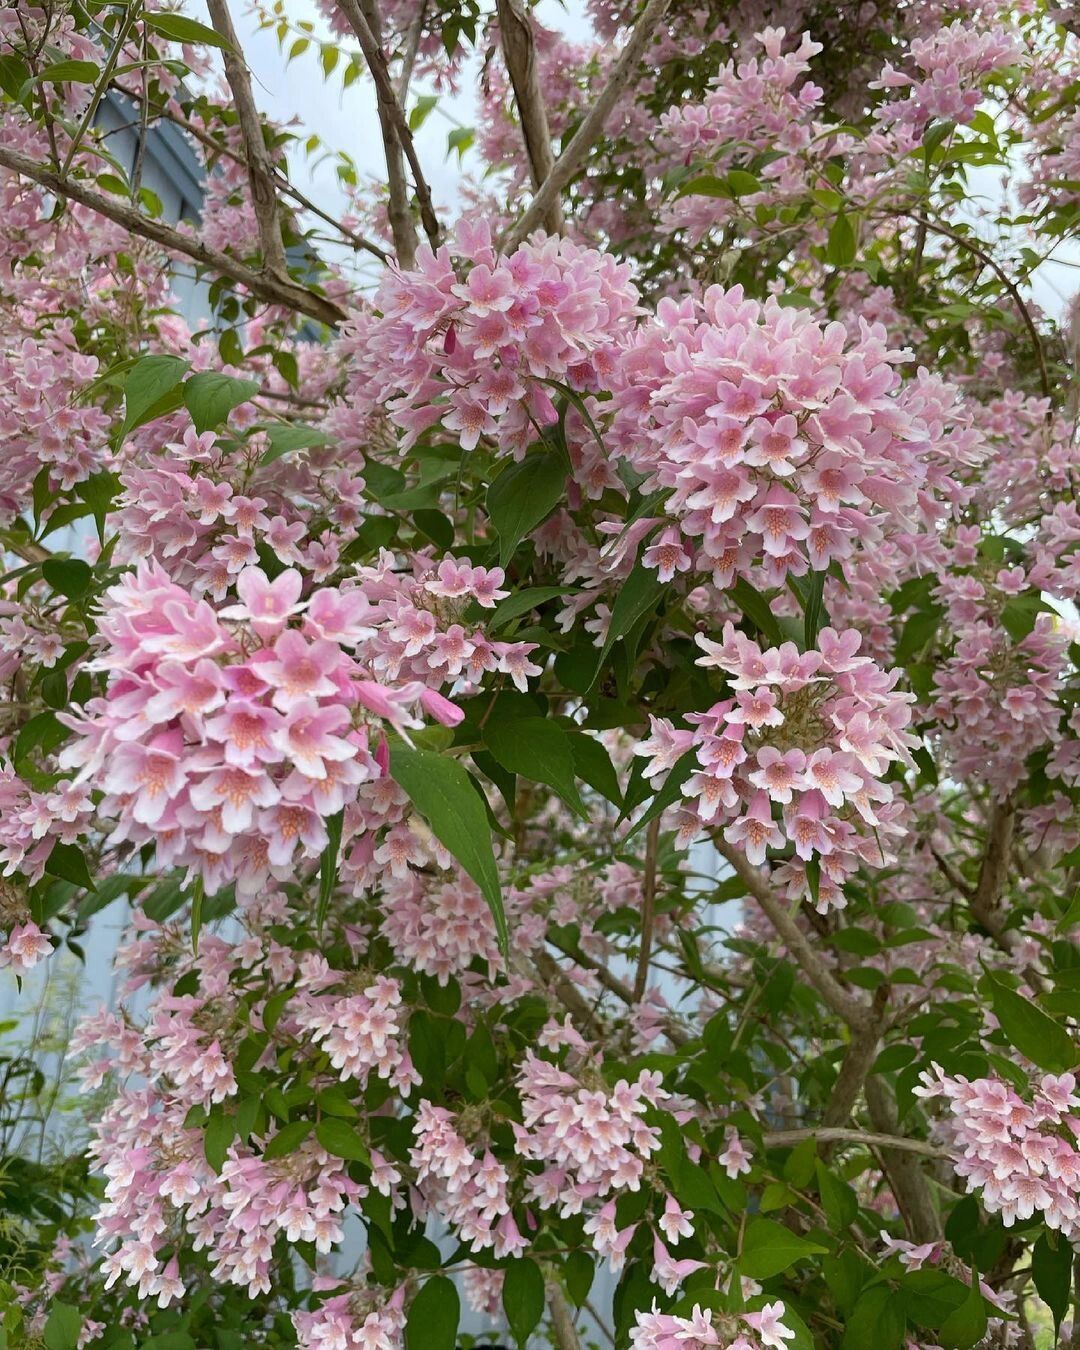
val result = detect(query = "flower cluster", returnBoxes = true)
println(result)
[346,220,639,457]
[54,558,503,899]
[638,626,916,909]
[631,1301,797,1349]
[381,871,505,983]
[659,28,833,242]
[870,22,1021,136]
[294,970,416,1092]
[410,1101,521,1256]
[515,1052,667,1223]
[916,1065,1080,1237]
[607,285,981,594]
[0,767,92,886]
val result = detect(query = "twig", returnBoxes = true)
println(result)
[395,0,427,102]
[0,145,346,326]
[111,84,390,261]
[912,214,1052,402]
[714,839,873,1031]
[632,815,660,1003]
[335,0,440,256]
[61,3,140,177]
[926,839,974,899]
[206,0,290,280]
[762,1126,947,1160]
[496,0,563,234]
[501,0,672,251]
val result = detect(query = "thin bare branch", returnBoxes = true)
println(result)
[762,1126,947,1160]
[0,145,346,326]
[336,0,440,258]
[496,0,563,234]
[714,839,873,1031]
[206,0,290,279]
[502,0,672,251]
[395,0,427,102]
[632,815,660,1003]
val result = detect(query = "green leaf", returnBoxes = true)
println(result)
[565,727,622,807]
[1057,885,1080,932]
[43,1304,81,1350]
[938,1272,987,1350]
[190,875,205,954]
[183,372,260,435]
[389,747,506,954]
[260,422,332,465]
[803,570,826,648]
[489,585,574,630]
[204,1109,234,1173]
[1033,1233,1072,1336]
[410,94,438,130]
[75,470,120,541]
[676,174,733,199]
[317,809,344,928]
[739,1217,828,1280]
[826,212,857,266]
[261,1120,312,1160]
[565,1249,594,1308]
[815,1159,858,1229]
[843,1286,905,1350]
[44,841,95,891]
[503,1258,546,1347]
[146,13,232,47]
[405,1275,459,1350]
[983,969,1077,1073]
[484,717,587,819]
[13,710,70,766]
[730,576,782,645]
[624,750,696,836]
[38,60,99,84]
[590,560,665,688]
[315,1118,371,1163]
[121,355,190,437]
[486,450,567,566]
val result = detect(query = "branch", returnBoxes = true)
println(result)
[395,0,427,103]
[206,0,290,280]
[865,1077,943,1243]
[926,839,975,899]
[501,0,672,251]
[913,214,1052,403]
[763,1127,947,1160]
[335,0,440,259]
[0,145,346,326]
[496,0,563,234]
[532,948,605,1041]
[632,815,660,1003]
[714,840,873,1031]
[972,796,1018,951]
[547,1283,582,1350]
[822,988,889,1129]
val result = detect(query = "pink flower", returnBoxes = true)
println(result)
[743,1301,796,1348]
[258,631,343,710]
[220,567,306,638]
[273,700,356,780]
[1,921,53,972]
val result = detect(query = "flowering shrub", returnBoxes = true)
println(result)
[0,1,1079,1349]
